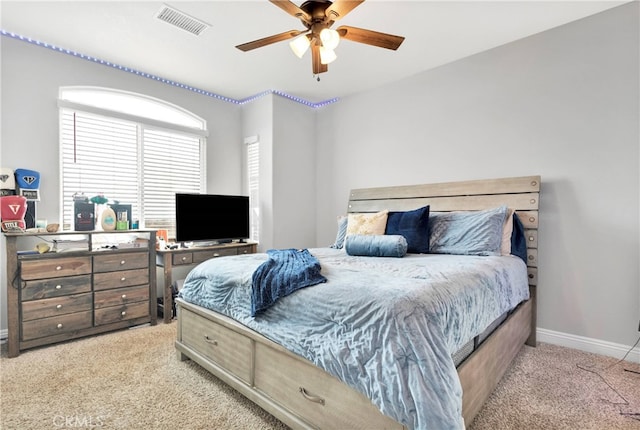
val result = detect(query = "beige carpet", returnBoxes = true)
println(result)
[1,323,638,430]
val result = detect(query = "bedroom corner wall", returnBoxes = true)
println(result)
[316,3,639,350]
[0,36,245,332]
[271,96,317,249]
[241,94,317,252]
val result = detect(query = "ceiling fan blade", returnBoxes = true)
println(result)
[336,25,405,50]
[236,30,306,52]
[311,44,328,74]
[325,0,364,21]
[269,0,312,24]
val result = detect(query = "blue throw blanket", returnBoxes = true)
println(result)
[251,248,326,316]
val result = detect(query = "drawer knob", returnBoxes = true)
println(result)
[56,304,63,309]
[529,236,535,242]
[121,277,126,282]
[121,294,127,299]
[528,273,534,279]
[55,285,62,290]
[204,335,218,346]
[57,323,63,329]
[213,253,220,257]
[529,217,536,223]
[56,266,62,271]
[181,256,187,261]
[120,260,126,265]
[299,387,325,405]
[121,311,127,316]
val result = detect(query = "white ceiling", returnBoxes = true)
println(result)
[0,1,627,103]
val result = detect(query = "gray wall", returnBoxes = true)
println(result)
[316,3,639,348]
[241,94,274,252]
[241,94,317,252]
[0,37,244,329]
[272,96,317,249]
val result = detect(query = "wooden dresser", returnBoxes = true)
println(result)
[4,230,157,357]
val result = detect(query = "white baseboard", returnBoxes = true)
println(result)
[537,328,640,364]
[2,326,638,363]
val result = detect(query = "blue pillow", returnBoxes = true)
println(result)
[429,206,508,256]
[345,234,408,258]
[385,205,430,253]
[510,212,528,264]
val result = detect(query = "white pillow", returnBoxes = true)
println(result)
[346,210,389,237]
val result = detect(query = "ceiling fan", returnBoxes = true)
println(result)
[235,0,405,76]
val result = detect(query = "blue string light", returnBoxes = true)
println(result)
[1,29,339,109]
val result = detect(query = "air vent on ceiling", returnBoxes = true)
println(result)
[156,5,210,36]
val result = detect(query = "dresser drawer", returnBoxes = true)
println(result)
[22,274,92,301]
[22,293,93,321]
[94,301,149,326]
[21,257,92,280]
[172,253,193,266]
[192,247,237,264]
[254,343,402,430]
[180,308,252,384]
[94,285,149,309]
[93,252,148,273]
[93,268,149,291]
[236,244,256,255]
[22,310,93,341]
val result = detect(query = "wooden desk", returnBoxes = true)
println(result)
[156,242,257,323]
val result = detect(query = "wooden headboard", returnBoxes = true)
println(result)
[347,175,541,344]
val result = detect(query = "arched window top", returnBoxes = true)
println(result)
[59,86,206,130]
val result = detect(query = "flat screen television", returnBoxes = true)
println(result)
[175,193,250,245]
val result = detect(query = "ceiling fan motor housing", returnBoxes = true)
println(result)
[299,0,334,28]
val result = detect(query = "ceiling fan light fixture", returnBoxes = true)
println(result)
[290,34,310,58]
[319,28,340,50]
[319,46,337,65]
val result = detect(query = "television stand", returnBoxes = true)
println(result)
[156,241,257,323]
[184,239,233,248]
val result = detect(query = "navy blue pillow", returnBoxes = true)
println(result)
[510,212,528,264]
[385,205,430,253]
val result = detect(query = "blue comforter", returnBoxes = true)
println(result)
[178,248,529,430]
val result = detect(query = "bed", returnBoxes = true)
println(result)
[174,175,540,429]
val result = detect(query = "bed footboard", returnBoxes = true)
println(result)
[175,298,406,430]
[176,296,532,429]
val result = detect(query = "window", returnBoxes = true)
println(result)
[246,139,260,243]
[59,87,207,237]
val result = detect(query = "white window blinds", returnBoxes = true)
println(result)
[142,128,203,233]
[60,111,139,227]
[247,141,260,242]
[60,109,204,237]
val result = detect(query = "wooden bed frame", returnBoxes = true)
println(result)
[175,175,540,429]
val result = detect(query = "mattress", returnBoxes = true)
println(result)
[178,247,529,429]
